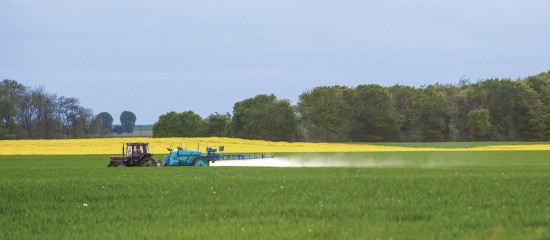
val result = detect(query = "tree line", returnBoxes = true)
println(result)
[0,79,137,139]
[4,71,550,142]
[153,94,298,141]
[153,71,550,142]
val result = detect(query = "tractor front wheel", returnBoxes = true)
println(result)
[142,157,157,167]
[192,158,209,167]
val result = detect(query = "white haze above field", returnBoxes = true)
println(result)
[211,156,442,168]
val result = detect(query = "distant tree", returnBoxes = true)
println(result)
[512,81,546,140]
[153,111,206,137]
[205,112,231,136]
[0,79,25,136]
[467,108,492,140]
[231,94,298,141]
[446,86,470,141]
[416,86,451,141]
[97,112,114,130]
[58,97,95,138]
[433,83,464,141]
[120,111,136,133]
[466,79,517,140]
[20,87,63,138]
[346,84,402,141]
[90,112,114,136]
[58,97,80,136]
[1,79,98,139]
[464,79,545,140]
[523,71,550,105]
[0,98,15,138]
[297,86,351,142]
[389,85,423,141]
[70,107,95,138]
[113,125,123,134]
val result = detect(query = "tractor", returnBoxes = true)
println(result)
[107,143,274,167]
[107,142,157,167]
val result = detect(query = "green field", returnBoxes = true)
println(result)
[1,151,549,239]
[371,141,550,149]
[134,125,153,131]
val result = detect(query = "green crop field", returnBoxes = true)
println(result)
[1,151,549,239]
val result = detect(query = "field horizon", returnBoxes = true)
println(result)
[2,137,550,155]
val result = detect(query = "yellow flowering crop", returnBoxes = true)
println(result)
[1,137,550,155]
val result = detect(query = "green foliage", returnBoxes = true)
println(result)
[1,80,101,139]
[112,125,123,134]
[295,71,550,142]
[463,78,548,141]
[7,70,550,142]
[297,86,351,142]
[512,82,546,140]
[389,85,423,141]
[467,108,491,140]
[0,151,548,239]
[0,80,24,135]
[346,84,402,141]
[0,127,16,139]
[152,111,206,137]
[97,112,114,130]
[415,86,451,141]
[523,71,550,105]
[120,111,136,133]
[231,94,298,141]
[205,112,231,136]
[89,112,114,136]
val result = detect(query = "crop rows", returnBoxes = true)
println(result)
[1,151,549,239]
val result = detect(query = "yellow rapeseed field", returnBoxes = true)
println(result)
[1,137,550,155]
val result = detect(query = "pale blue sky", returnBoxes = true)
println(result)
[2,0,549,124]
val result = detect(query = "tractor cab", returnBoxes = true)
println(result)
[126,143,149,159]
[108,142,156,167]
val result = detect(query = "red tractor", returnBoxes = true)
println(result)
[107,142,157,167]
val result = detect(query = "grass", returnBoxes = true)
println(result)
[0,151,549,239]
[134,125,153,131]
[111,125,153,131]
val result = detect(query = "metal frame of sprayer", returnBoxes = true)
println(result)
[161,145,274,167]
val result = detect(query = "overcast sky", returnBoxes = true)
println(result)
[2,0,549,124]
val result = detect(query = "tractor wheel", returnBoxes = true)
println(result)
[142,158,157,167]
[192,158,209,167]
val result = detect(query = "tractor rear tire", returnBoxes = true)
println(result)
[142,157,156,167]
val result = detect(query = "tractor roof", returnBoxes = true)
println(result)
[126,142,149,146]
